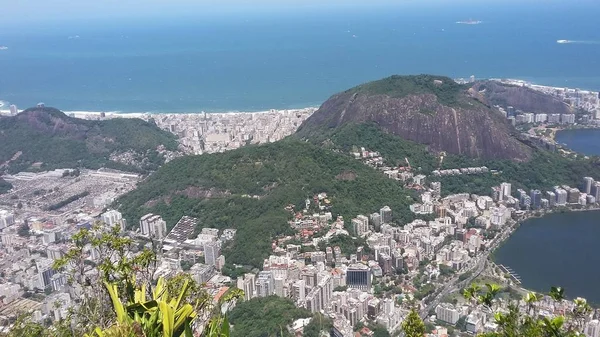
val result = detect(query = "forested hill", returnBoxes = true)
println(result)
[0,107,178,173]
[314,123,600,196]
[117,139,417,267]
[297,74,535,161]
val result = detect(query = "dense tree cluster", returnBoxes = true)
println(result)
[0,107,177,173]
[117,140,417,267]
[46,191,90,211]
[0,178,12,194]
[347,74,469,107]
[228,296,311,337]
[322,123,600,195]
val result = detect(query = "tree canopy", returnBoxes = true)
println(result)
[228,296,311,337]
[117,139,417,267]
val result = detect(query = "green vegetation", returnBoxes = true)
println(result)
[17,222,31,237]
[46,191,90,211]
[228,296,311,337]
[0,107,178,173]
[0,178,12,194]
[463,284,589,336]
[318,234,366,257]
[346,74,469,107]
[8,226,238,337]
[319,123,600,195]
[300,313,332,337]
[402,309,426,337]
[117,139,416,268]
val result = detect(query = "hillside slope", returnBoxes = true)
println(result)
[297,75,532,161]
[0,107,178,173]
[473,80,573,115]
[117,139,417,267]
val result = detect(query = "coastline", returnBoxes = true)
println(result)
[0,77,598,118]
[0,106,320,120]
[493,207,600,304]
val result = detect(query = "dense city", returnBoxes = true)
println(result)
[1,79,600,337]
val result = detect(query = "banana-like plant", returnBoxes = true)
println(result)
[88,277,198,337]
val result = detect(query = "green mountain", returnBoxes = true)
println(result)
[297,74,547,161]
[117,139,418,267]
[0,107,178,173]
[321,123,600,195]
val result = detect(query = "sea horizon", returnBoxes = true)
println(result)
[0,76,596,115]
[1,1,599,113]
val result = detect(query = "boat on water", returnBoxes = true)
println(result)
[556,40,570,44]
[456,19,482,25]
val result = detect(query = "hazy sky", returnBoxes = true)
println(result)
[1,0,585,29]
[3,0,400,24]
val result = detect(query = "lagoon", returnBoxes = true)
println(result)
[494,211,600,304]
[555,129,600,156]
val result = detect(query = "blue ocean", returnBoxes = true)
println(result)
[0,1,599,113]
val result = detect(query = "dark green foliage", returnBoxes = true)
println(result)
[228,296,311,337]
[0,107,177,173]
[325,123,440,171]
[320,123,600,196]
[46,191,90,211]
[346,74,469,107]
[302,313,333,337]
[17,223,31,237]
[221,263,249,279]
[117,140,416,267]
[0,178,12,194]
[371,323,391,337]
[318,234,366,258]
[180,260,193,271]
[402,309,426,337]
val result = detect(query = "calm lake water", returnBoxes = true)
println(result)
[494,211,600,304]
[555,129,600,156]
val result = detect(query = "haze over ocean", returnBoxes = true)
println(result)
[0,1,599,113]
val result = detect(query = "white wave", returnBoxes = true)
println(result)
[557,39,600,45]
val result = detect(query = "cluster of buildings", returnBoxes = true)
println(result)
[508,176,600,210]
[0,207,131,328]
[0,204,240,333]
[151,108,315,154]
[493,78,600,119]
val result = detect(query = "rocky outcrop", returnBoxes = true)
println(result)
[297,75,533,161]
[472,81,572,115]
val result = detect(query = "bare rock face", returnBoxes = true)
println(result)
[472,81,573,115]
[298,75,533,161]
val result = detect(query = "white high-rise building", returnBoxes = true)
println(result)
[292,279,306,303]
[586,319,600,337]
[203,241,220,266]
[236,273,256,301]
[256,271,274,297]
[583,177,594,194]
[101,210,126,231]
[436,303,460,325]
[380,206,392,224]
[352,215,369,237]
[500,182,512,200]
[0,210,15,229]
[554,187,568,206]
[139,213,167,239]
[9,104,18,115]
[430,181,441,198]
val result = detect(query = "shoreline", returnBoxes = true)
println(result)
[0,106,320,120]
[1,77,598,117]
